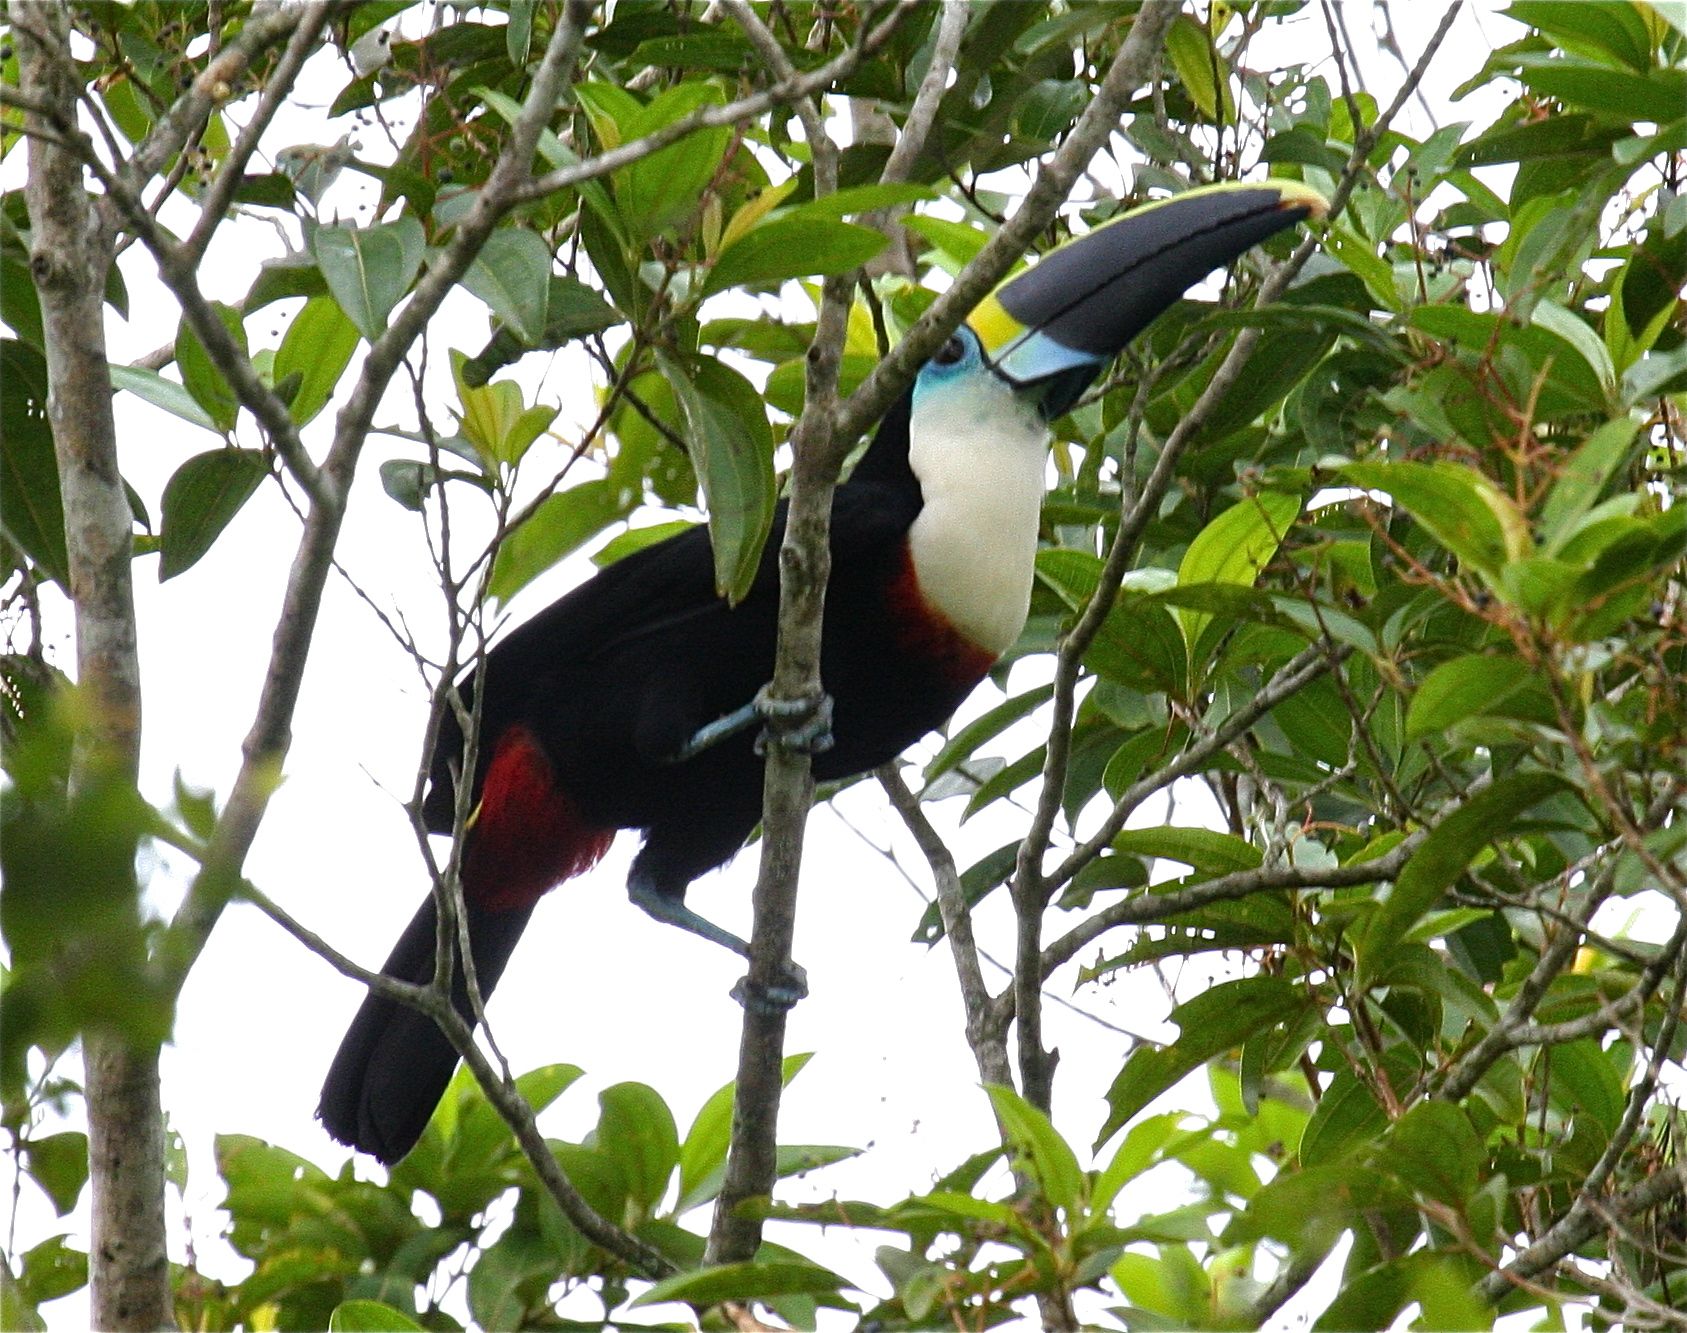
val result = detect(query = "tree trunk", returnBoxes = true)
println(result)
[18,6,172,1328]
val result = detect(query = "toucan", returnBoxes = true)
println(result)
[319,180,1326,1163]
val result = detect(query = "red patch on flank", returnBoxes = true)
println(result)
[884,542,999,688]
[464,726,612,911]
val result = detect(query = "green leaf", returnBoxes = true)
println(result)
[463,229,552,345]
[1299,1049,1423,1167]
[659,352,775,603]
[1092,1113,1185,1216]
[1518,61,1687,124]
[702,218,886,297]
[1099,977,1305,1145]
[14,1235,86,1307]
[925,684,1053,783]
[22,1132,87,1217]
[158,449,269,580]
[0,1266,46,1333]
[678,1053,812,1213]
[596,1082,679,1214]
[176,302,248,435]
[902,214,991,272]
[1381,1102,1480,1205]
[1164,14,1233,122]
[619,83,733,240]
[1036,552,1187,695]
[545,275,623,341]
[1623,341,1687,405]
[1338,460,1528,585]
[1014,78,1091,142]
[1509,1,1656,71]
[1315,1251,1489,1332]
[1110,1247,1209,1324]
[1,249,46,351]
[1546,1038,1625,1137]
[1539,417,1641,553]
[776,182,934,223]
[505,0,533,64]
[467,1223,562,1332]
[1109,826,1262,877]
[1324,225,1397,309]
[109,365,220,433]
[242,253,328,311]
[1176,492,1300,664]
[0,342,68,586]
[985,1084,1085,1215]
[1232,1163,1402,1251]
[1405,654,1534,741]
[379,459,491,512]
[311,217,426,342]
[1357,773,1568,982]
[593,520,694,567]
[1531,299,1616,401]
[633,1260,850,1308]
[273,295,359,427]
[489,479,619,604]
[327,1300,423,1331]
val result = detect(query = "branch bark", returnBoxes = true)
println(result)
[704,0,857,1269]
[702,5,1182,1285]
[878,765,1014,1088]
[18,5,165,1327]
[235,879,678,1279]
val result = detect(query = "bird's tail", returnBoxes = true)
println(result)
[317,893,534,1164]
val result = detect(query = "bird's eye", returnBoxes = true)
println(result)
[933,335,966,366]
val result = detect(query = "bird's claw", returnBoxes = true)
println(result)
[753,687,834,757]
[731,960,809,1014]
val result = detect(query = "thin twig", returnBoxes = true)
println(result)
[877,764,1014,1088]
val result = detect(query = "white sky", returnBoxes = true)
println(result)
[5,4,1644,1329]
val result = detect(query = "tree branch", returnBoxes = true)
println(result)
[178,2,342,268]
[1479,1163,1687,1304]
[1039,830,1424,981]
[704,0,859,1270]
[237,880,677,1279]
[18,5,164,1325]
[878,764,1014,1088]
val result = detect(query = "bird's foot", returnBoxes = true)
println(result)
[753,686,834,757]
[731,960,809,1015]
[667,687,834,763]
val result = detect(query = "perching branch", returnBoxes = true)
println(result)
[702,2,1182,1276]
[704,0,860,1270]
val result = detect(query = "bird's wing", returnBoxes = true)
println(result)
[422,478,920,829]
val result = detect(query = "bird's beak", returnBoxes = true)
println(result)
[967,180,1328,419]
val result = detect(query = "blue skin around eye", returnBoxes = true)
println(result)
[913,327,986,402]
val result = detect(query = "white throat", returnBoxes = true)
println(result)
[905,375,1048,657]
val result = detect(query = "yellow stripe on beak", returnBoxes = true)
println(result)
[965,293,1028,359]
